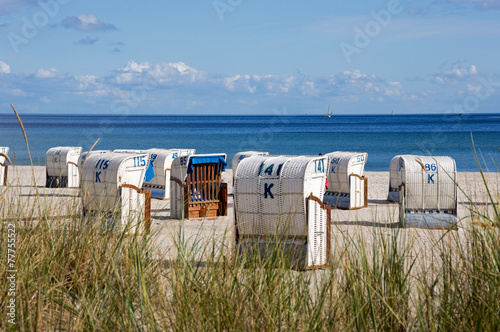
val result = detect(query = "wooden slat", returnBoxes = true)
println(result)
[197,164,201,202]
[140,189,152,235]
[197,164,200,202]
[217,163,222,195]
[194,168,197,202]
[209,164,213,201]
[203,165,206,201]
[213,163,217,201]
[206,164,210,201]
[3,164,7,186]
[213,164,217,205]
[182,162,226,219]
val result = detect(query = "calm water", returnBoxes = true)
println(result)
[1,113,499,171]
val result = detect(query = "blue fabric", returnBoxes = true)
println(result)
[144,160,155,182]
[187,155,226,174]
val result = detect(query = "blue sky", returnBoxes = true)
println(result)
[0,0,500,114]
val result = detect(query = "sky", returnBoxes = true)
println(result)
[0,0,500,115]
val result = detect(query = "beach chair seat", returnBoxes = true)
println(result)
[402,211,458,229]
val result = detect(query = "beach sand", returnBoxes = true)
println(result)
[1,166,498,261]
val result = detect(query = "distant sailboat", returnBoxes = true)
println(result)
[326,105,333,117]
[391,110,394,115]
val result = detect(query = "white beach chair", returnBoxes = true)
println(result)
[45,146,82,188]
[234,155,331,270]
[142,148,195,200]
[396,155,458,229]
[387,154,413,202]
[0,147,10,186]
[323,151,368,209]
[80,152,151,235]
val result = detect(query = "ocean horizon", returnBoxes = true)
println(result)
[2,113,499,171]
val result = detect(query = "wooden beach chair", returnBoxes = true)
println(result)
[170,154,228,219]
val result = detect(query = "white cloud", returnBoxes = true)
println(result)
[35,67,60,79]
[445,64,477,78]
[0,61,412,114]
[384,82,403,96]
[112,61,205,86]
[107,61,401,101]
[0,60,10,74]
[433,63,478,85]
[61,14,116,32]
[300,81,318,96]
[466,83,482,93]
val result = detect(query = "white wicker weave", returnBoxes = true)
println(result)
[234,155,329,269]
[143,148,195,200]
[46,146,82,188]
[397,155,458,228]
[80,152,150,235]
[323,151,368,209]
[387,154,413,202]
[0,147,9,186]
[231,151,269,171]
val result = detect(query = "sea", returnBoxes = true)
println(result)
[1,113,499,171]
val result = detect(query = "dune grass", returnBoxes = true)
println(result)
[0,163,498,331]
[1,110,499,330]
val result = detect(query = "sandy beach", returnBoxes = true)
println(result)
[2,166,498,260]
